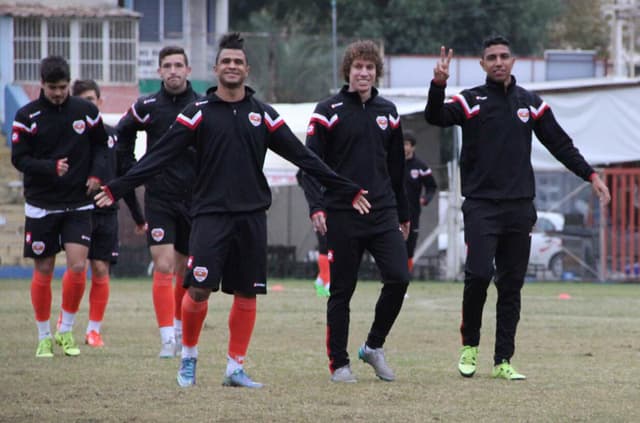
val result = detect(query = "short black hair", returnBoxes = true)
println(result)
[215,32,247,64]
[403,130,417,146]
[40,56,70,83]
[158,45,189,67]
[71,79,100,98]
[481,36,511,55]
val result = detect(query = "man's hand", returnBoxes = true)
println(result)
[591,173,611,205]
[94,188,114,208]
[400,221,411,240]
[135,222,148,235]
[434,46,453,83]
[352,190,371,215]
[311,211,327,236]
[85,177,101,195]
[56,157,69,177]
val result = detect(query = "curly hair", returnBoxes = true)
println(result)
[341,40,383,84]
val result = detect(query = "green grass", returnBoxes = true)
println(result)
[1,278,640,422]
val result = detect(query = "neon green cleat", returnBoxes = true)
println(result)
[55,331,80,356]
[458,345,478,377]
[492,360,526,380]
[36,337,54,358]
[314,278,330,297]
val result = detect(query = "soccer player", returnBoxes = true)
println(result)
[403,130,438,273]
[424,36,610,379]
[94,32,370,388]
[301,40,410,383]
[11,56,109,357]
[297,169,331,297]
[116,46,200,357]
[70,79,146,347]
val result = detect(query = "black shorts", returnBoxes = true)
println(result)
[145,195,191,255]
[316,232,328,255]
[88,211,119,263]
[185,211,267,295]
[326,208,409,284]
[24,210,92,258]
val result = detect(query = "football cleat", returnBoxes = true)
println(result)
[458,345,478,377]
[54,331,80,356]
[358,344,395,381]
[222,369,263,388]
[36,337,54,358]
[177,357,197,387]
[85,330,104,347]
[492,360,526,380]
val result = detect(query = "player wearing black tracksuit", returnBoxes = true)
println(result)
[302,84,410,378]
[425,74,598,369]
[116,81,200,252]
[404,152,437,269]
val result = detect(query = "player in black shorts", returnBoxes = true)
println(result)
[96,33,370,389]
[70,79,146,348]
[116,46,200,357]
[11,56,109,358]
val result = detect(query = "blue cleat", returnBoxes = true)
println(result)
[222,369,263,388]
[177,357,197,387]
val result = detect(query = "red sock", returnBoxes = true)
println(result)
[152,271,174,328]
[31,270,53,321]
[181,293,208,347]
[61,269,86,313]
[89,274,110,322]
[318,254,330,285]
[408,258,414,272]
[228,296,257,364]
[174,273,186,321]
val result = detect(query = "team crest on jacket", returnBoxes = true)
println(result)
[151,227,165,242]
[410,169,419,179]
[11,131,18,143]
[327,250,334,262]
[32,241,45,255]
[307,123,315,136]
[517,108,530,123]
[248,112,262,127]
[72,120,86,134]
[193,266,208,282]
[107,135,116,149]
[376,116,388,130]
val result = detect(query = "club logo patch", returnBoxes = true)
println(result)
[11,131,19,143]
[248,112,262,127]
[107,135,116,149]
[151,228,165,242]
[193,266,208,282]
[517,108,530,123]
[376,116,388,130]
[327,249,334,262]
[32,241,45,255]
[72,120,86,134]
[410,169,419,179]
[307,123,315,136]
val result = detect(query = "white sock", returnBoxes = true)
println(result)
[182,346,197,359]
[174,319,182,337]
[159,326,175,344]
[225,355,243,376]
[36,320,51,340]
[86,320,101,334]
[58,310,76,333]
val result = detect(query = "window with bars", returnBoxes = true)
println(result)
[13,17,137,83]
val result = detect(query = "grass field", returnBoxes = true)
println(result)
[1,278,639,422]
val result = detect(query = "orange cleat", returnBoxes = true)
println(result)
[85,330,105,347]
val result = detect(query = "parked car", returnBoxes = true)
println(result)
[438,211,565,278]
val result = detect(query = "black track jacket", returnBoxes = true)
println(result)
[405,155,437,229]
[104,86,363,216]
[11,91,108,209]
[425,76,595,200]
[303,86,409,222]
[116,82,200,201]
